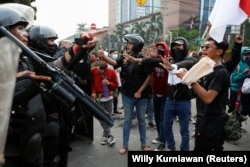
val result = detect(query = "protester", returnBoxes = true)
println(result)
[91,57,118,146]
[97,34,154,154]
[176,37,230,151]
[238,48,250,119]
[109,49,122,114]
[228,47,250,114]
[144,42,169,151]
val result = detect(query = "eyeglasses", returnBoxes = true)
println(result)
[201,45,218,50]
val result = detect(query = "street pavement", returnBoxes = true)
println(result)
[68,99,250,167]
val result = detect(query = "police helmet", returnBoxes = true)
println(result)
[0,5,28,28]
[123,34,144,53]
[28,25,58,55]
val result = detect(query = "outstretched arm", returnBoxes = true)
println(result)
[224,34,243,74]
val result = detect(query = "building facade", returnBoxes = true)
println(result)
[108,0,215,39]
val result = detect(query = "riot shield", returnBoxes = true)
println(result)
[0,37,20,165]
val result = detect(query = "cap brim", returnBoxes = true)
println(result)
[173,40,184,45]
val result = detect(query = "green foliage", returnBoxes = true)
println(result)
[100,14,164,52]
[169,27,200,52]
[76,23,87,32]
[243,20,250,46]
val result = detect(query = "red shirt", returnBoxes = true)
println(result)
[91,67,118,96]
[152,66,168,96]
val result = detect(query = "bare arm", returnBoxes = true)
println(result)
[65,28,108,63]
[134,74,152,98]
[97,50,117,66]
[191,82,218,104]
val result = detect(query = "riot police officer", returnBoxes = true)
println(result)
[27,25,107,167]
[0,4,51,167]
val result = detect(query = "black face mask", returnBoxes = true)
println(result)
[172,48,184,62]
[157,49,165,56]
[45,44,58,56]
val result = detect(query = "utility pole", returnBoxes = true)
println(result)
[161,0,169,42]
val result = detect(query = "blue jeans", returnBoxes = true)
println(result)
[122,95,148,147]
[163,99,190,151]
[147,95,154,124]
[153,95,167,144]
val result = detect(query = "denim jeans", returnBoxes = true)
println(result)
[163,99,191,151]
[147,95,154,124]
[153,94,167,144]
[122,95,148,147]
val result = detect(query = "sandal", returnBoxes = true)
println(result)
[141,145,151,151]
[119,147,128,155]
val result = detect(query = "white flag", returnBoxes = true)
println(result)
[209,0,249,42]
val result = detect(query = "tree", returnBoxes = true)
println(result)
[242,19,250,46]
[130,21,147,39]
[113,23,130,52]
[129,15,163,46]
[145,14,163,45]
[76,22,87,32]
[169,27,200,52]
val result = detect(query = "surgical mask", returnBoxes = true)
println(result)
[112,53,118,60]
[157,49,165,56]
[172,48,184,62]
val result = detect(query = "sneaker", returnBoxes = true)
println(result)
[154,144,165,151]
[107,135,115,146]
[100,136,107,145]
[148,122,155,128]
[152,137,160,144]
[191,118,196,124]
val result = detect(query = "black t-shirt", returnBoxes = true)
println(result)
[195,65,230,138]
[115,55,154,98]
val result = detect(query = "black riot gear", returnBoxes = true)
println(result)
[28,25,58,56]
[0,6,28,29]
[123,34,144,54]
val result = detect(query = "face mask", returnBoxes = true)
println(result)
[157,49,165,56]
[172,48,184,62]
[112,54,118,60]
[46,44,58,56]
[245,56,250,66]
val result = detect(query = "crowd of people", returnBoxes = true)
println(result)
[1,2,250,167]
